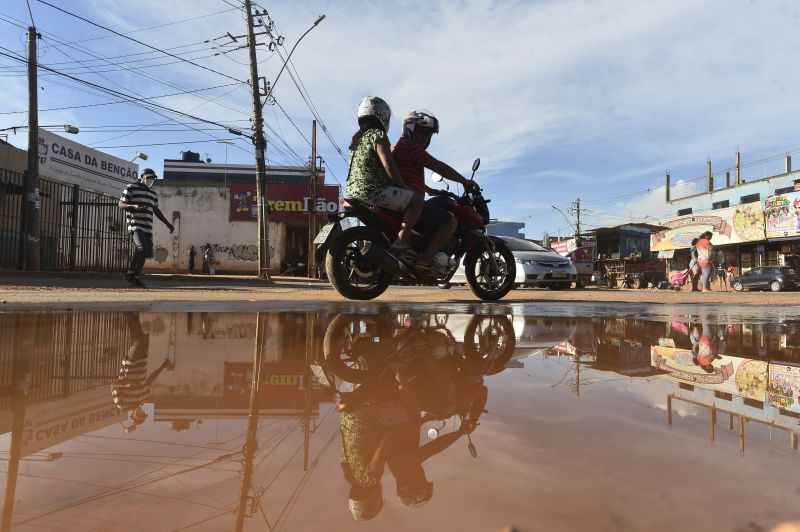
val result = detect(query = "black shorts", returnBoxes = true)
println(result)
[415,198,454,236]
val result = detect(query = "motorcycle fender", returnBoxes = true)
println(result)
[314,220,342,249]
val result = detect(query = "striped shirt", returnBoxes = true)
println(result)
[111,354,150,411]
[120,182,158,233]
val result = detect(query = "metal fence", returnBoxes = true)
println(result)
[0,312,131,407]
[0,169,131,272]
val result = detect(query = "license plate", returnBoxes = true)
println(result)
[313,223,336,244]
[551,272,567,278]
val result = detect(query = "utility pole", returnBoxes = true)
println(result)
[243,0,272,282]
[19,26,40,270]
[569,198,583,247]
[307,120,317,278]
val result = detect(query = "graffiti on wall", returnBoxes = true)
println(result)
[211,243,259,262]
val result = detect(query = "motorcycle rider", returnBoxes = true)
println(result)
[346,96,424,260]
[392,110,477,273]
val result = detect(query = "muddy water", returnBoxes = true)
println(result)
[1,309,799,531]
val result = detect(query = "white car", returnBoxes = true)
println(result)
[451,236,577,289]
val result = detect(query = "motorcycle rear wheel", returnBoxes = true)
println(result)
[464,238,516,301]
[325,226,391,300]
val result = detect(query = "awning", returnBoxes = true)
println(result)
[657,250,675,259]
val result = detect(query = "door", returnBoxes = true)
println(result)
[744,268,765,289]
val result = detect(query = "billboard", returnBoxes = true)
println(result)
[650,345,768,401]
[230,182,339,222]
[767,363,800,412]
[651,203,766,251]
[38,130,139,196]
[764,192,800,239]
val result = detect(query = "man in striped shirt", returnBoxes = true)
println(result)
[118,168,174,287]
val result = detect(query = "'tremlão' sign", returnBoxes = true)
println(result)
[38,130,139,196]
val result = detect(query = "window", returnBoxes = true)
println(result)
[677,207,692,216]
[775,186,794,195]
[712,200,729,210]
[501,237,549,253]
[740,193,760,204]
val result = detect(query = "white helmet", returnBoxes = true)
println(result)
[357,96,391,131]
[403,110,439,136]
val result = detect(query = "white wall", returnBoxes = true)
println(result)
[146,184,286,273]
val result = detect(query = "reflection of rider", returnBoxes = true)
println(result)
[339,365,481,521]
[111,313,173,432]
[392,110,476,273]
[689,322,721,373]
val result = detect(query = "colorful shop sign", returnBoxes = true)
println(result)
[651,203,766,251]
[764,191,800,239]
[229,183,340,222]
[767,363,800,413]
[650,346,767,401]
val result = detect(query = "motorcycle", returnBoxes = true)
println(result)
[319,158,516,301]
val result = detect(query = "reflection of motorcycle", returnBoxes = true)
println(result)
[321,158,516,301]
[316,312,515,454]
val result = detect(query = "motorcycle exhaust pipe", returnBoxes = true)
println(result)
[364,245,403,276]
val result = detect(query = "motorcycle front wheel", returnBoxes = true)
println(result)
[464,237,516,301]
[325,226,392,300]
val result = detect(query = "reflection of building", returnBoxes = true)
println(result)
[146,312,333,426]
[147,152,339,274]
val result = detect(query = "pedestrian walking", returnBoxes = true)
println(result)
[202,242,215,275]
[688,238,700,292]
[696,231,714,292]
[188,245,197,273]
[118,168,174,288]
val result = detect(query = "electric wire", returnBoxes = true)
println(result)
[35,0,246,84]
[25,0,36,26]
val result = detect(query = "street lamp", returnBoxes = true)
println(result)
[0,124,79,134]
[261,14,326,108]
[216,140,234,187]
[130,152,148,163]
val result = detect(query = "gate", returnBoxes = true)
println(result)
[0,169,131,272]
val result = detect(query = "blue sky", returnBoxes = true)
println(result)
[2,0,800,239]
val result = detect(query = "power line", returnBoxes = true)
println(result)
[25,0,36,26]
[67,6,239,45]
[93,137,243,149]
[0,48,244,134]
[35,0,246,84]
[0,81,244,115]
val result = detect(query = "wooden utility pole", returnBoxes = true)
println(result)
[244,0,272,281]
[20,26,40,270]
[736,151,742,185]
[234,312,266,532]
[307,120,318,278]
[706,160,713,192]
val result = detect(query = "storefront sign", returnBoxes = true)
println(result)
[651,203,766,251]
[38,130,139,196]
[768,363,800,412]
[765,192,800,239]
[230,183,339,222]
[21,387,127,456]
[651,346,768,401]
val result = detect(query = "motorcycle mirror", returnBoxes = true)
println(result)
[432,173,444,183]
[472,158,480,172]
[468,439,478,459]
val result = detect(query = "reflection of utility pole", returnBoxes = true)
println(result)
[303,313,315,470]
[1,316,33,532]
[234,312,266,532]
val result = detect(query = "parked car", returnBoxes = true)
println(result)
[731,266,800,292]
[451,236,577,289]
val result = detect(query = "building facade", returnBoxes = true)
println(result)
[653,160,800,279]
[147,153,338,274]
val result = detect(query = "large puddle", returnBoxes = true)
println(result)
[1,308,800,531]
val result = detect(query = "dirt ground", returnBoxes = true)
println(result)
[0,271,798,311]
